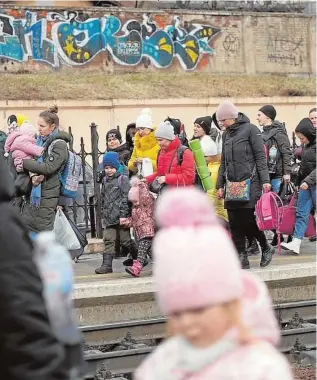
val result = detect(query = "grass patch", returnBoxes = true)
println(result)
[3,71,316,100]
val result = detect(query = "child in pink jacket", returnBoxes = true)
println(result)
[135,188,293,380]
[5,123,44,173]
[120,178,155,277]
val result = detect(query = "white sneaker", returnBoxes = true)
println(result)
[281,238,302,255]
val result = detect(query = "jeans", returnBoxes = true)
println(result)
[228,208,269,253]
[294,186,316,239]
[271,178,282,194]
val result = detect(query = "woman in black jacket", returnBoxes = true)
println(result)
[281,118,316,255]
[216,101,274,269]
[0,154,67,380]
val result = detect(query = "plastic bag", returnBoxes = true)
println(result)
[53,209,81,250]
[64,212,88,259]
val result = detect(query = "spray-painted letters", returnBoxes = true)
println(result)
[0,10,221,70]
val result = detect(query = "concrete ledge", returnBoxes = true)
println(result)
[74,262,316,300]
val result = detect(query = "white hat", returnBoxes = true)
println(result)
[200,135,218,156]
[136,108,153,130]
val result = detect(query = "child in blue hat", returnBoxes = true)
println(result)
[95,152,135,274]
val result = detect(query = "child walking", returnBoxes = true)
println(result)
[120,178,155,277]
[95,152,135,275]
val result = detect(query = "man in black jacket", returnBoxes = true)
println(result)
[256,104,292,247]
[0,154,67,380]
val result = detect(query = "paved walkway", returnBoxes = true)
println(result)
[74,238,316,283]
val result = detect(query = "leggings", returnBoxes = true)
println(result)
[228,208,269,254]
[137,238,153,265]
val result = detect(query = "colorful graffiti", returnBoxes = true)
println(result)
[0,10,221,70]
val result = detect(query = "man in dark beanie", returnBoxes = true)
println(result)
[256,104,292,247]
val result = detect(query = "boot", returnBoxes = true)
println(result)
[125,260,143,277]
[123,255,149,268]
[281,238,301,255]
[271,233,284,247]
[246,238,260,256]
[260,245,274,267]
[239,251,250,270]
[95,253,113,274]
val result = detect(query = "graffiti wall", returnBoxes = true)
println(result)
[0,8,315,74]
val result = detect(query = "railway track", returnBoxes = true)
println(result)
[82,300,316,379]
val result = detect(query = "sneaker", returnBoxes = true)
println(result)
[123,257,149,267]
[125,260,143,277]
[281,238,302,255]
[309,236,316,242]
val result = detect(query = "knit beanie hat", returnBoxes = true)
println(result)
[103,151,120,170]
[194,116,212,135]
[128,176,140,203]
[200,135,218,157]
[17,114,30,128]
[153,188,243,315]
[106,129,122,143]
[136,108,153,130]
[155,121,175,141]
[216,101,239,121]
[259,105,276,121]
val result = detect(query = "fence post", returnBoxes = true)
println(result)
[80,137,90,232]
[91,122,103,238]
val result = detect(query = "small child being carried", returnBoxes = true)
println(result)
[120,178,155,277]
[4,123,44,185]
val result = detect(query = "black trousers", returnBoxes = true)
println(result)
[227,208,268,254]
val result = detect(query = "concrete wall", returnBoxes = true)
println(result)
[0,7,314,74]
[1,97,314,153]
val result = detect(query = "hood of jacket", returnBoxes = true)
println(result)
[263,120,287,136]
[46,130,71,148]
[0,154,14,202]
[109,142,129,154]
[135,130,158,151]
[126,123,136,150]
[228,113,251,131]
[295,118,316,144]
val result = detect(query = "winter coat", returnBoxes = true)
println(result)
[295,118,316,187]
[135,272,293,380]
[101,172,131,227]
[217,114,270,209]
[107,143,131,166]
[5,129,44,171]
[262,121,292,178]
[126,182,155,240]
[128,131,160,173]
[22,131,70,233]
[0,154,67,380]
[146,137,196,186]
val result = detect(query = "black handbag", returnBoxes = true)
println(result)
[149,178,166,194]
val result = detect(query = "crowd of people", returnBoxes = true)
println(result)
[95,103,316,275]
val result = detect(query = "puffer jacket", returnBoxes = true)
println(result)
[126,182,155,240]
[128,131,160,173]
[217,113,270,209]
[0,154,67,380]
[262,121,292,178]
[108,143,131,166]
[101,172,131,227]
[135,272,293,380]
[295,118,316,187]
[22,131,70,233]
[146,137,196,186]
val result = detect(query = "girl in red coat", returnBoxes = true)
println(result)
[146,121,195,188]
[120,178,155,277]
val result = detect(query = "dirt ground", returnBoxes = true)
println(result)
[3,72,315,100]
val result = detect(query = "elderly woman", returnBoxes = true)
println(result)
[216,101,274,269]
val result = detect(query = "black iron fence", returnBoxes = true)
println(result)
[68,123,105,239]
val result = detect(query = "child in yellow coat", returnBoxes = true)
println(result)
[200,135,228,225]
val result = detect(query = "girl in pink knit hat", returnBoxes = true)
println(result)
[135,188,293,380]
[120,177,155,277]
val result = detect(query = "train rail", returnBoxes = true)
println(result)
[82,300,316,379]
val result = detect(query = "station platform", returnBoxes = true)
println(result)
[73,239,316,325]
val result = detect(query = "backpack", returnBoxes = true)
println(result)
[49,140,81,199]
[255,191,283,252]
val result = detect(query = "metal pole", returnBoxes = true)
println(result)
[91,122,103,238]
[80,137,89,232]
